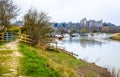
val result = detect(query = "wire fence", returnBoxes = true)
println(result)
[0,32,18,43]
[0,32,59,50]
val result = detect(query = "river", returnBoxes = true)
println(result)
[61,33,120,71]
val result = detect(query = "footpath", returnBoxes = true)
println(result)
[0,41,23,77]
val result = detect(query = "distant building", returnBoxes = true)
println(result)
[95,19,102,27]
[88,20,96,27]
[80,18,87,27]
[15,21,24,27]
[80,18,102,28]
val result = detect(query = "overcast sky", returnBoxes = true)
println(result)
[13,0,120,25]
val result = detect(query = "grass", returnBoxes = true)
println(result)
[0,50,13,54]
[37,49,87,77]
[19,43,113,77]
[19,43,87,77]
[85,72,95,77]
[0,66,10,75]
[19,43,61,77]
[0,43,4,46]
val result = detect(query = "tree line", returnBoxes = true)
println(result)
[53,22,120,34]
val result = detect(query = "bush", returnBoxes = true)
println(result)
[7,25,21,32]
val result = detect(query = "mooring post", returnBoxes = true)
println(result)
[56,41,57,50]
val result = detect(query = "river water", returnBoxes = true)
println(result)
[62,34,120,70]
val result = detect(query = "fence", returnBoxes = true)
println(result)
[0,32,31,43]
[0,32,58,50]
[0,32,18,43]
[20,33,31,43]
[0,33,4,42]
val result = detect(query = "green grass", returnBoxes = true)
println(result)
[19,43,60,77]
[0,66,10,75]
[45,50,86,67]
[85,72,95,77]
[37,49,87,77]
[19,43,87,77]
[0,43,3,46]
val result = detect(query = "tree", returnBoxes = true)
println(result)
[22,9,53,49]
[101,26,109,33]
[81,28,88,33]
[71,29,77,34]
[0,0,19,30]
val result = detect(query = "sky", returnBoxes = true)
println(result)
[13,0,120,25]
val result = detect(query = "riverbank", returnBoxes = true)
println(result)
[19,43,112,77]
[110,33,120,41]
[0,41,113,77]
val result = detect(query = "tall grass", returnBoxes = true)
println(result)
[19,43,87,77]
[37,49,86,77]
[36,49,76,77]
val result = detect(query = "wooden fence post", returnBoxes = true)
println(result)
[0,33,4,43]
[24,34,26,42]
[18,32,21,41]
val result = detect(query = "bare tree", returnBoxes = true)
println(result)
[0,0,19,30]
[22,9,53,49]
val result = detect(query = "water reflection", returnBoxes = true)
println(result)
[63,36,105,48]
[62,35,120,71]
[80,38,103,48]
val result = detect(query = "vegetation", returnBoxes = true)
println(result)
[102,26,110,33]
[81,28,88,33]
[110,33,120,41]
[19,43,88,77]
[71,29,77,34]
[0,0,19,30]
[0,50,14,76]
[22,8,53,48]
[18,43,114,77]
[19,43,61,77]
[7,25,21,32]
[0,43,3,46]
[0,41,113,77]
[37,50,86,77]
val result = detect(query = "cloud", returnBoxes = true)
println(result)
[13,0,120,25]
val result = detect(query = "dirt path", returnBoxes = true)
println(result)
[0,40,23,77]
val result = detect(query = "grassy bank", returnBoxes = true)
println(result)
[19,43,112,77]
[110,33,120,41]
[19,43,60,77]
[0,43,3,46]
[19,43,87,77]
